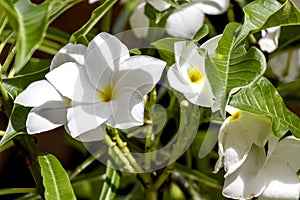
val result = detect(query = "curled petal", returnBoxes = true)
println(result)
[26,107,67,134]
[50,43,86,70]
[198,0,230,15]
[215,116,253,175]
[129,2,150,38]
[260,155,300,200]
[273,136,300,172]
[222,145,267,199]
[166,3,205,39]
[15,80,66,108]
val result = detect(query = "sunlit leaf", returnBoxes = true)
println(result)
[151,37,184,66]
[0,0,18,29]
[70,0,118,44]
[38,153,76,200]
[2,68,48,98]
[206,23,266,117]
[0,104,29,147]
[230,77,300,138]
[13,0,53,74]
[193,24,209,42]
[234,0,300,47]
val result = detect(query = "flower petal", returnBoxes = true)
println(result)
[75,125,106,142]
[200,34,222,53]
[67,102,111,138]
[106,90,144,129]
[183,82,214,107]
[26,107,67,134]
[147,0,170,11]
[260,155,300,200]
[258,27,280,53]
[273,136,300,172]
[15,80,66,108]
[129,2,150,38]
[118,55,165,92]
[85,32,130,88]
[215,116,253,175]
[167,65,197,94]
[50,43,86,70]
[222,145,267,199]
[166,3,205,39]
[198,0,230,15]
[46,62,99,103]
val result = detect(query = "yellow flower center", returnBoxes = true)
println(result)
[231,110,241,120]
[188,68,203,84]
[98,86,114,102]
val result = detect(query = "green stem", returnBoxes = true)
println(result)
[104,133,135,172]
[0,188,36,195]
[69,146,106,180]
[1,46,16,74]
[13,135,45,199]
[0,76,11,117]
[153,163,174,190]
[99,149,122,200]
[110,128,144,172]
[101,8,112,32]
[145,187,158,200]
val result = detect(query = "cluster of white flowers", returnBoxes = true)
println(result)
[124,0,229,39]
[214,106,300,199]
[258,27,300,82]
[15,32,166,141]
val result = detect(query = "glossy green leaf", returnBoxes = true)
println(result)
[151,37,184,66]
[234,0,300,47]
[206,23,266,117]
[193,24,209,42]
[230,77,300,138]
[13,0,53,74]
[0,0,18,29]
[0,104,30,147]
[2,68,48,98]
[48,0,82,23]
[38,153,76,200]
[278,25,300,50]
[70,0,118,44]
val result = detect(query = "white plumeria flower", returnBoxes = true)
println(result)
[167,35,220,107]
[258,26,280,54]
[214,106,300,199]
[129,0,229,39]
[14,44,86,135]
[214,106,273,176]
[46,32,166,142]
[88,0,98,4]
[222,136,300,200]
[258,26,300,82]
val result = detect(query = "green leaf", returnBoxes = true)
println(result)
[38,153,76,200]
[2,68,48,98]
[230,77,300,138]
[193,24,209,42]
[13,0,53,74]
[206,23,266,117]
[0,0,18,29]
[151,37,184,66]
[234,0,300,47]
[70,0,118,44]
[277,25,300,50]
[0,104,30,147]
